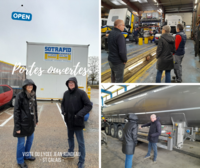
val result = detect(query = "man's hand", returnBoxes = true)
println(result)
[36,122,38,125]
[124,62,126,64]
[139,126,142,129]
[16,130,21,134]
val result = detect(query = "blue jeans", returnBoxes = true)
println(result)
[156,70,171,83]
[146,142,157,161]
[17,133,34,164]
[67,128,85,164]
[125,154,133,168]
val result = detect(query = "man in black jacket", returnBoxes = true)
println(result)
[122,114,138,168]
[140,114,161,163]
[108,19,127,83]
[61,77,92,168]
[133,28,139,44]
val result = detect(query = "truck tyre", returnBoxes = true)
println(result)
[110,124,118,138]
[105,124,111,135]
[117,126,123,141]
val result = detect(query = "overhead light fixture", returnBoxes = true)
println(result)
[154,0,157,2]
[128,61,143,70]
[153,86,175,93]
[195,0,197,4]
[114,101,124,104]
[110,0,127,5]
[151,52,156,56]
[194,5,197,9]
[128,93,147,100]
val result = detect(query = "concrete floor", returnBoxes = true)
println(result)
[0,89,99,168]
[101,42,156,72]
[102,135,200,168]
[101,40,200,83]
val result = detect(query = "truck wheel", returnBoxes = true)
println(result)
[101,36,106,49]
[11,97,15,107]
[105,124,110,135]
[117,126,123,141]
[110,124,117,138]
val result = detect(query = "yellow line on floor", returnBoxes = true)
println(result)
[101,44,154,65]
[101,46,157,76]
[125,58,157,83]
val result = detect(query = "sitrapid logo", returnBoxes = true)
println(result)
[44,46,72,62]
[11,12,32,21]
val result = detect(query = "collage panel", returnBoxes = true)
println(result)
[0,0,99,168]
[101,84,200,168]
[101,0,200,83]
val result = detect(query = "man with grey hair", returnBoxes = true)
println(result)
[139,114,161,163]
[107,19,127,83]
[171,24,186,83]
[156,25,175,83]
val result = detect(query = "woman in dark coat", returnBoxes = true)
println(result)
[156,25,176,83]
[122,114,138,168]
[13,79,38,168]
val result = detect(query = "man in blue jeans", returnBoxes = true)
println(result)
[140,114,161,163]
[61,77,92,168]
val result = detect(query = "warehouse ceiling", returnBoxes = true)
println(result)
[102,0,195,15]
[101,84,137,100]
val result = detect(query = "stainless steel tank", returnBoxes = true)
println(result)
[102,85,200,127]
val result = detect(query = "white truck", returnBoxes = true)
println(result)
[26,42,89,100]
[154,15,185,45]
[101,8,139,49]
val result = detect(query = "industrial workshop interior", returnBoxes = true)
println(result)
[101,0,200,168]
[1,0,200,168]
[101,0,200,83]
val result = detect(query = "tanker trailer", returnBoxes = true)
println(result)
[102,85,200,151]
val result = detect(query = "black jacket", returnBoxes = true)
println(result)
[61,77,92,130]
[141,117,161,143]
[108,28,127,65]
[156,33,175,70]
[122,114,138,155]
[13,79,38,137]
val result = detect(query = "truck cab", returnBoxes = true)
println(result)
[101,8,139,50]
[155,15,185,45]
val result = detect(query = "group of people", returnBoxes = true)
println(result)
[122,114,161,168]
[156,24,186,83]
[107,19,186,83]
[13,77,92,168]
